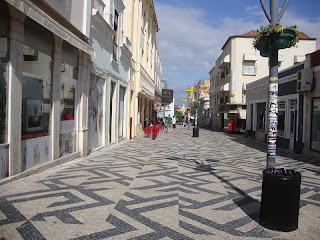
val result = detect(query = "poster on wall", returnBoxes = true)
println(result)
[88,76,104,151]
[59,132,77,157]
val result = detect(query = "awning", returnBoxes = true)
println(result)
[219,55,230,69]
[5,0,94,56]
[278,54,284,62]
[243,53,257,61]
[294,55,305,63]
[219,83,229,92]
[238,109,247,119]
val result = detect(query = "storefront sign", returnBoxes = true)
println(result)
[161,89,173,104]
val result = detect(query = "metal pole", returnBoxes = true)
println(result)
[260,0,289,169]
[266,0,279,169]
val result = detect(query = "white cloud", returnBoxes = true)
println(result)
[281,11,320,47]
[154,2,319,103]
[155,3,265,75]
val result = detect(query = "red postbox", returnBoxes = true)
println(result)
[228,120,233,131]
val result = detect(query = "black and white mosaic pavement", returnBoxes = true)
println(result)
[0,127,319,239]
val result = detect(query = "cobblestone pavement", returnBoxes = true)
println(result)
[0,126,319,240]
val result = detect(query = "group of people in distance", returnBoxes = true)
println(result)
[147,114,177,133]
[165,114,176,133]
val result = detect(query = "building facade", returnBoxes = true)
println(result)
[0,0,163,180]
[246,49,319,159]
[186,79,210,127]
[0,0,94,179]
[302,50,320,159]
[210,30,316,132]
[90,0,131,150]
[123,0,161,136]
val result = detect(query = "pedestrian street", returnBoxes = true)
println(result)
[0,126,319,239]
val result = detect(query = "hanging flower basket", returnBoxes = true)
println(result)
[258,44,270,57]
[253,24,299,57]
[270,28,297,49]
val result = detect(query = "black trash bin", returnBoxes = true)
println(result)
[193,127,199,137]
[260,168,301,232]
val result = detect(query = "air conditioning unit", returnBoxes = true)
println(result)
[297,68,313,92]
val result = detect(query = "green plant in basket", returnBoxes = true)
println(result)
[253,23,299,50]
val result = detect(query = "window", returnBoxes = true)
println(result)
[22,18,53,139]
[243,61,256,75]
[277,100,286,137]
[60,41,78,157]
[257,103,266,131]
[226,66,230,75]
[113,8,119,61]
[221,71,225,79]
[311,98,320,152]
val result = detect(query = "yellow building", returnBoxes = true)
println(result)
[123,0,161,137]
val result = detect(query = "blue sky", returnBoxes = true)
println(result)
[154,0,320,105]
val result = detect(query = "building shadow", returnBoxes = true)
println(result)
[220,131,320,167]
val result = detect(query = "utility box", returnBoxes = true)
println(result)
[297,68,313,92]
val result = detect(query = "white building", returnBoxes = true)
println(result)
[209,30,316,132]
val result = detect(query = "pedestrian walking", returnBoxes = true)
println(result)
[166,114,172,133]
[172,116,177,134]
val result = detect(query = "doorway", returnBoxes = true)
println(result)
[289,99,298,150]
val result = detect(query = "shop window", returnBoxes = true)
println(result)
[311,98,320,152]
[60,41,78,157]
[61,41,78,121]
[22,18,53,139]
[257,102,266,131]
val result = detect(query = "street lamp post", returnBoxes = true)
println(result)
[259,0,302,232]
[260,0,289,169]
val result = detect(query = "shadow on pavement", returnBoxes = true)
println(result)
[193,159,261,223]
[220,131,320,167]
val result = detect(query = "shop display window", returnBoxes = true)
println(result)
[22,45,52,139]
[59,41,78,157]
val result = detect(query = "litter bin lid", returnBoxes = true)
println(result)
[263,168,301,180]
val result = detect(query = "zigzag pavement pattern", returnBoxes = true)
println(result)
[0,127,319,239]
